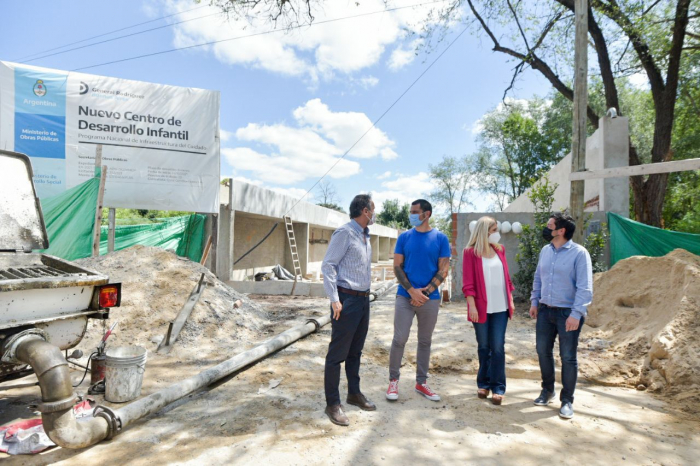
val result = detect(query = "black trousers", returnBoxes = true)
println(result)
[324,291,370,406]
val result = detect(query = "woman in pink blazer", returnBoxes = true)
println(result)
[462,216,515,405]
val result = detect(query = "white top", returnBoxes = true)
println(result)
[482,254,508,314]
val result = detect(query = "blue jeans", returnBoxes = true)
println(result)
[324,291,370,406]
[472,310,509,395]
[536,304,584,404]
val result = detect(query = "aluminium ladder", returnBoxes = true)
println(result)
[283,216,303,295]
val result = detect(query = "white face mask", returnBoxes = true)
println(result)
[365,211,375,226]
[488,231,501,244]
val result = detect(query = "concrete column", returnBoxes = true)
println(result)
[378,236,390,261]
[370,235,379,263]
[215,179,234,281]
[389,238,397,259]
[285,222,309,277]
[600,116,630,216]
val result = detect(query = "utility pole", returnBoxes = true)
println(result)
[570,0,588,244]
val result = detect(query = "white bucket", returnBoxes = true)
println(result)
[104,346,147,403]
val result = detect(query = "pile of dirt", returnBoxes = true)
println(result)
[583,249,700,410]
[75,246,273,363]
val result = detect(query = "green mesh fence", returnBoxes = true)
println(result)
[38,175,206,262]
[608,212,700,266]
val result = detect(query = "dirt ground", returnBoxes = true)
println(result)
[1,292,699,465]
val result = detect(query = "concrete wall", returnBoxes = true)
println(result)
[231,215,287,281]
[505,116,629,216]
[215,182,234,281]
[212,180,401,280]
[308,227,334,276]
[379,236,391,261]
[222,182,399,239]
[228,280,327,297]
[452,211,608,301]
[370,235,379,263]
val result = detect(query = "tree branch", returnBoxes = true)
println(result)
[665,0,693,96]
[466,0,600,128]
[532,10,565,52]
[591,0,666,94]
[506,0,531,50]
[553,0,620,113]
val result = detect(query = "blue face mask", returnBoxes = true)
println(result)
[409,213,423,227]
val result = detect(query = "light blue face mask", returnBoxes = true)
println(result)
[409,213,423,227]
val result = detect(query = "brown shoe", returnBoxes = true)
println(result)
[325,404,349,426]
[492,394,504,405]
[346,393,377,411]
[477,388,490,399]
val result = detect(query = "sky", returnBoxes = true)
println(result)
[0,0,553,214]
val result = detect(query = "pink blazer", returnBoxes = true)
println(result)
[462,245,515,324]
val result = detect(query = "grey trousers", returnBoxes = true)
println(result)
[389,295,440,384]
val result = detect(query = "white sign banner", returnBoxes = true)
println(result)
[0,61,220,213]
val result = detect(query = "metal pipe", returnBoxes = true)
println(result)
[3,314,330,448]
[12,336,111,448]
[370,279,397,302]
[112,314,331,432]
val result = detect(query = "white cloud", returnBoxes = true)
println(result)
[371,171,436,212]
[224,99,398,184]
[377,171,392,179]
[388,39,421,71]
[293,98,398,160]
[358,75,379,89]
[220,129,233,142]
[163,0,446,82]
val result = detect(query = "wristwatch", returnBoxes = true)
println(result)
[421,290,430,297]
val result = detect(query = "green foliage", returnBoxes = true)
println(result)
[469,98,571,209]
[663,171,700,233]
[318,202,346,214]
[101,208,190,226]
[513,176,557,297]
[430,215,452,241]
[377,199,411,230]
[584,219,609,274]
[514,177,610,297]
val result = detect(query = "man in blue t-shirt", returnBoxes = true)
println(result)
[386,199,451,402]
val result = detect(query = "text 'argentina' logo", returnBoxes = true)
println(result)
[79,82,89,95]
[33,80,47,97]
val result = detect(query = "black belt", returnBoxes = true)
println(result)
[338,286,371,297]
[540,303,571,312]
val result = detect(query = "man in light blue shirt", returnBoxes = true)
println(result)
[529,212,593,420]
[321,194,377,426]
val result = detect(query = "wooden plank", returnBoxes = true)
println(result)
[157,273,206,354]
[569,0,588,244]
[210,213,218,277]
[107,208,116,253]
[200,235,213,265]
[570,158,700,181]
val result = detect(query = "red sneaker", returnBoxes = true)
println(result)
[386,379,399,401]
[415,383,441,401]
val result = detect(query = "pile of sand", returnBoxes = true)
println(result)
[74,246,272,363]
[583,249,700,408]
